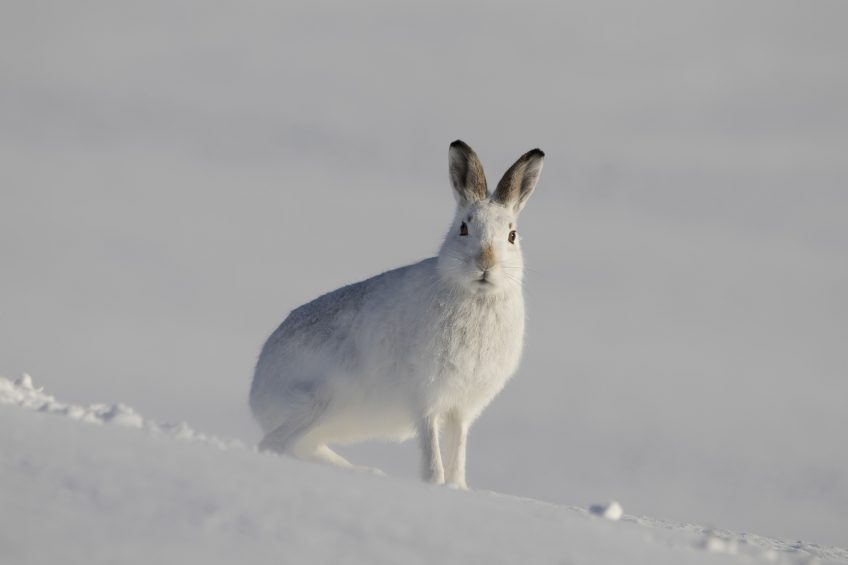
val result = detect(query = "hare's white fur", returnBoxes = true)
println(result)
[250,141,543,488]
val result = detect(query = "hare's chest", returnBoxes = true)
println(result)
[424,297,525,410]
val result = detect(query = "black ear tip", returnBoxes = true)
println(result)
[518,148,544,162]
[450,139,471,151]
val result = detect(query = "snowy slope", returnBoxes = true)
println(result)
[2,375,846,565]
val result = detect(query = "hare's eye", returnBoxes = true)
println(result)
[460,222,469,236]
[508,230,517,244]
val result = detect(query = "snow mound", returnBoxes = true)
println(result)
[590,500,624,521]
[0,374,243,449]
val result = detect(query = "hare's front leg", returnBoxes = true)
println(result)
[418,415,445,484]
[442,410,468,489]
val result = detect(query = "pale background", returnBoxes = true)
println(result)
[1,0,846,546]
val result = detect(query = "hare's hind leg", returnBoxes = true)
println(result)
[291,438,386,476]
[257,406,343,463]
[260,405,386,475]
[258,418,311,454]
[258,391,329,454]
[291,439,352,466]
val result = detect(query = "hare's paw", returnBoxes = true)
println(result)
[351,465,386,477]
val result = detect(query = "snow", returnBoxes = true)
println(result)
[0,374,241,450]
[590,501,624,521]
[2,376,846,565]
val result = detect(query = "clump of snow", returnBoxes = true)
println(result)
[0,374,243,449]
[590,500,624,521]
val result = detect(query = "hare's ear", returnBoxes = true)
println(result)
[449,140,488,208]
[492,148,544,213]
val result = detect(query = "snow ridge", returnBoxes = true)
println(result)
[0,374,243,450]
[2,373,847,565]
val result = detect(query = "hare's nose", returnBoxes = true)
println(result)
[476,244,496,271]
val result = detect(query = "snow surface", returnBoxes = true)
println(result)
[0,374,241,449]
[2,375,847,565]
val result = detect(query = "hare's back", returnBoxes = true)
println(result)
[258,258,436,362]
[263,280,372,356]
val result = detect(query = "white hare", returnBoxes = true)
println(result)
[250,140,544,488]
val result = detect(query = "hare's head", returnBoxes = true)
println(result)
[437,140,544,294]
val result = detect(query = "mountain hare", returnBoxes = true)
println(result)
[250,140,544,488]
